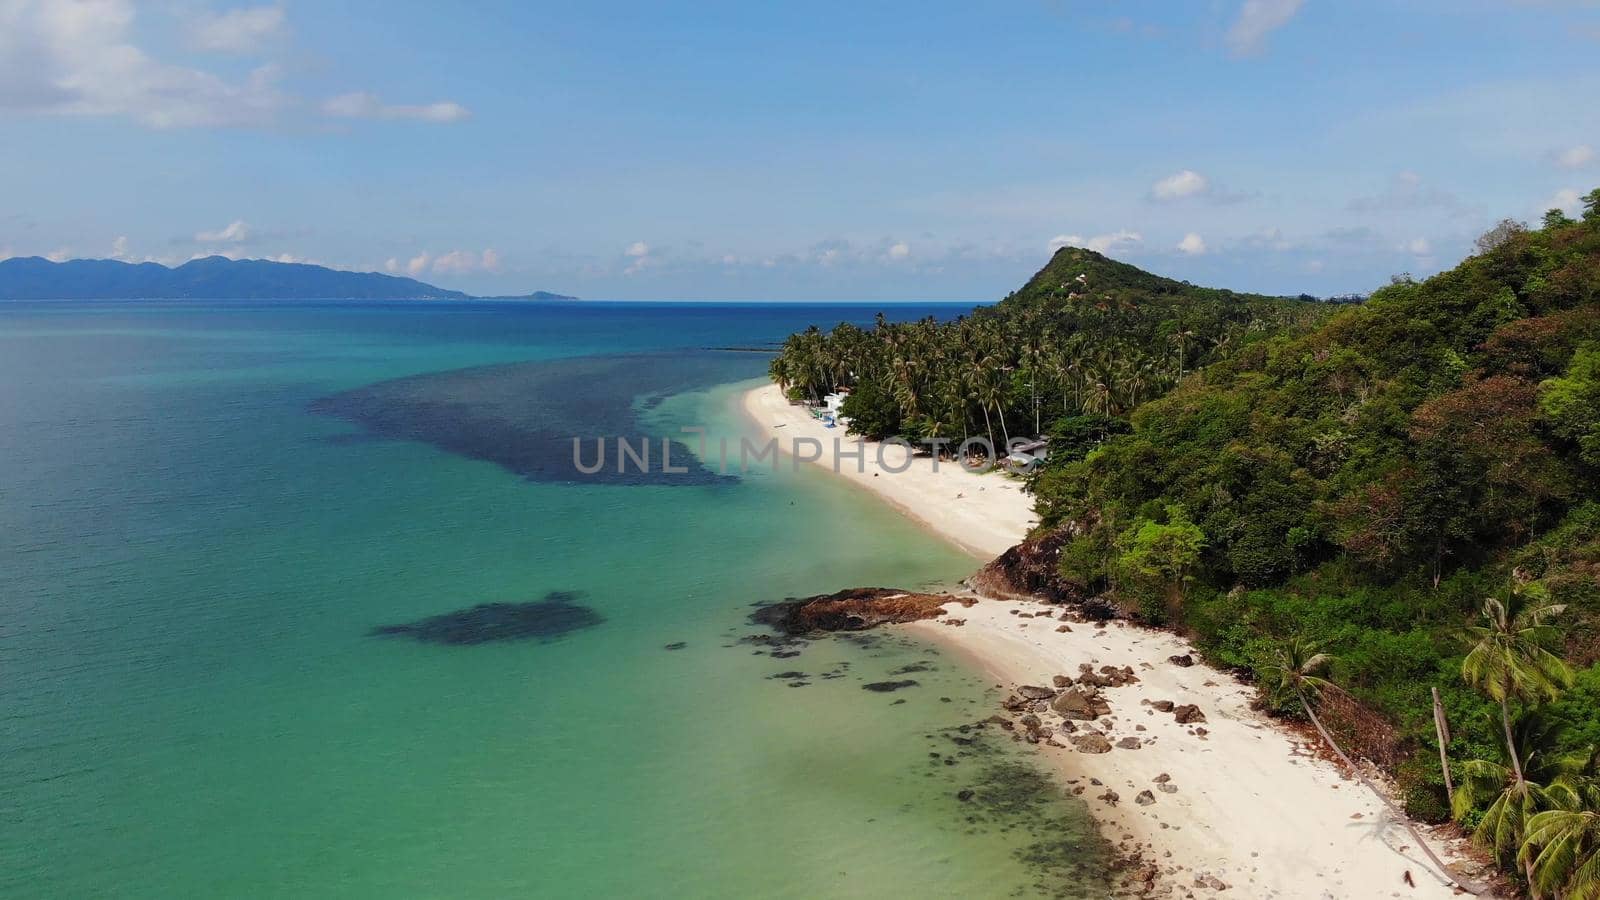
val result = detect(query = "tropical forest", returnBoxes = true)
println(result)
[771,189,1600,897]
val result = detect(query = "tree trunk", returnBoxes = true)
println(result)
[996,402,1011,449]
[1431,687,1455,805]
[1502,699,1526,786]
[980,403,995,458]
[1432,534,1443,590]
[1031,374,1040,435]
[1298,688,1474,894]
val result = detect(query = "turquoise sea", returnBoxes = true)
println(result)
[0,300,1109,898]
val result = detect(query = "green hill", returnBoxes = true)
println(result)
[1029,192,1600,836]
[1001,244,1302,309]
[769,248,1330,445]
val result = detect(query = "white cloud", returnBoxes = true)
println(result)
[0,0,288,128]
[431,248,502,274]
[886,241,911,260]
[1550,187,1584,215]
[431,250,476,274]
[1151,169,1209,200]
[1225,0,1304,57]
[1403,237,1431,255]
[622,241,655,275]
[1555,144,1595,169]
[47,247,70,262]
[0,2,468,130]
[194,219,252,243]
[110,235,131,260]
[321,91,470,123]
[1177,232,1207,255]
[1050,231,1144,256]
[1087,230,1143,255]
[188,5,285,54]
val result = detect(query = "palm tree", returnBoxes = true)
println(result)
[1170,327,1197,380]
[1264,639,1469,892]
[1461,589,1573,788]
[968,364,995,454]
[1452,715,1575,892]
[1522,804,1600,900]
[986,368,1012,448]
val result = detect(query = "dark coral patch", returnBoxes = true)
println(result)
[862,679,919,693]
[310,352,748,486]
[370,591,603,646]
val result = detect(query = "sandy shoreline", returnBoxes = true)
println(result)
[908,599,1479,898]
[741,382,1037,560]
[741,380,1483,899]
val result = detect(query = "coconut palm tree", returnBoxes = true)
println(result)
[1461,588,1573,788]
[1170,327,1197,380]
[1522,803,1600,900]
[1264,639,1469,892]
[1453,715,1575,893]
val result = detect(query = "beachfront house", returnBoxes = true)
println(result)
[817,390,850,429]
[1004,438,1049,470]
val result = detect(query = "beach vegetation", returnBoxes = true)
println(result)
[774,185,1600,894]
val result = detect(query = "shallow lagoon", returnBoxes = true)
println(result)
[0,300,1109,898]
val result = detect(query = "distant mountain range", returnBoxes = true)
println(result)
[0,256,577,301]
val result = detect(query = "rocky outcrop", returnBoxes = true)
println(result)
[970,527,1128,620]
[969,527,1079,602]
[1071,732,1113,753]
[750,587,970,635]
[1051,685,1112,720]
[1076,663,1139,688]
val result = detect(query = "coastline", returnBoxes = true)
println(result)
[907,600,1478,898]
[740,382,1037,560]
[741,380,1481,899]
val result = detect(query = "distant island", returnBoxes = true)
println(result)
[475,290,579,301]
[0,255,576,301]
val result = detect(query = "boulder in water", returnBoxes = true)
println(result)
[750,587,969,635]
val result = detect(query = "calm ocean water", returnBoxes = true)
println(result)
[0,300,1109,898]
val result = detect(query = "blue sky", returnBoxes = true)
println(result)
[1,0,1598,300]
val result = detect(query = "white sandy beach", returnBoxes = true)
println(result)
[913,598,1480,899]
[742,380,1482,899]
[742,382,1038,559]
